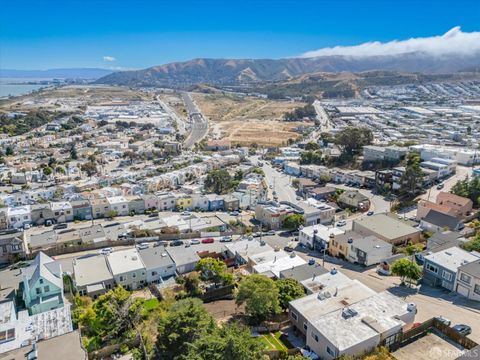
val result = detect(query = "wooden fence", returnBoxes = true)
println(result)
[384,317,478,351]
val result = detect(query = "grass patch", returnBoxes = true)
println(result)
[142,298,160,313]
[257,332,288,351]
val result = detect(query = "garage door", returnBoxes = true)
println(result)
[456,284,470,298]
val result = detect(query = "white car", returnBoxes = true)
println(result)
[336,220,347,227]
[190,239,200,245]
[136,242,149,250]
[99,247,113,255]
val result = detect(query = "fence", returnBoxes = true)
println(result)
[201,284,235,303]
[26,238,136,259]
[385,317,478,351]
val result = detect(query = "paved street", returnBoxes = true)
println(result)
[260,160,297,203]
[182,92,209,148]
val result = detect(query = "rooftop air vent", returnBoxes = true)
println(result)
[330,268,337,275]
[341,308,358,319]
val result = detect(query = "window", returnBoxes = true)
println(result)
[311,332,318,342]
[39,279,43,284]
[119,276,125,282]
[152,271,158,276]
[327,346,336,357]
[291,312,298,321]
[460,273,472,284]
[442,271,453,282]
[303,323,307,331]
[474,284,480,295]
[36,288,42,295]
[132,273,136,278]
[426,263,438,274]
[44,286,50,292]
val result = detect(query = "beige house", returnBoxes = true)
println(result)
[352,214,421,245]
[436,192,473,219]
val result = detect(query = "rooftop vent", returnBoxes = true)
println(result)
[317,291,332,301]
[347,238,353,244]
[330,268,337,275]
[342,308,358,319]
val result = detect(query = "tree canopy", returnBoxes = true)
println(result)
[155,298,216,360]
[451,176,480,208]
[334,127,373,155]
[236,274,280,324]
[204,169,237,194]
[275,278,305,310]
[195,257,233,286]
[391,258,422,286]
[282,214,305,230]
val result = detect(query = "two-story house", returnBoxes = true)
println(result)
[423,247,479,291]
[455,259,480,302]
[21,252,64,315]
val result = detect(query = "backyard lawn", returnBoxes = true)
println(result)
[257,332,289,351]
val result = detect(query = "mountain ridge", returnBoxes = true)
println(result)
[95,52,480,88]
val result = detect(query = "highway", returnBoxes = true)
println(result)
[182,92,209,148]
[156,94,187,135]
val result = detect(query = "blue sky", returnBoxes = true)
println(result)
[1,0,479,70]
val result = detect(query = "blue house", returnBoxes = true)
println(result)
[22,252,64,315]
[423,247,479,291]
[71,200,93,221]
[206,194,224,211]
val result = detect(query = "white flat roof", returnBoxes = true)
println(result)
[312,291,410,351]
[301,269,352,294]
[106,248,145,275]
[253,253,307,277]
[425,246,479,272]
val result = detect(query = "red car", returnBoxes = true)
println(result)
[201,238,214,244]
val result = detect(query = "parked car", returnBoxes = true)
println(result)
[53,223,68,230]
[308,259,315,265]
[201,238,214,244]
[148,213,158,218]
[180,211,191,216]
[23,224,31,230]
[170,240,184,247]
[230,211,239,216]
[284,246,294,252]
[452,324,472,336]
[136,242,149,250]
[154,241,167,247]
[267,230,275,235]
[190,239,200,245]
[436,183,444,190]
[435,316,451,326]
[185,241,191,247]
[336,220,347,227]
[367,211,374,216]
[253,232,262,238]
[99,247,113,255]
[220,236,232,242]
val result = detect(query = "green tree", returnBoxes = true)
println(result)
[195,257,233,286]
[391,258,422,287]
[300,150,323,165]
[155,298,215,360]
[305,141,320,151]
[81,162,98,177]
[236,274,280,323]
[463,232,480,252]
[275,278,305,310]
[181,322,263,360]
[5,146,14,156]
[334,127,373,155]
[399,153,424,197]
[282,214,305,230]
[70,144,78,160]
[42,166,53,176]
[451,176,480,208]
[204,169,235,194]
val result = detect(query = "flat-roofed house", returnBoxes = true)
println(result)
[138,245,176,283]
[106,249,147,290]
[352,214,421,245]
[73,255,114,298]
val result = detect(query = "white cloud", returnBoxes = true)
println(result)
[301,27,480,58]
[103,56,116,62]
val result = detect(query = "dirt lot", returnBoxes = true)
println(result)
[193,93,308,146]
[393,333,465,360]
[203,299,245,324]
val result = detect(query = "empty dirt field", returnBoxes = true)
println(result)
[193,93,308,146]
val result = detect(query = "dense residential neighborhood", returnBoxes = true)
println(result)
[2,6,480,358]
